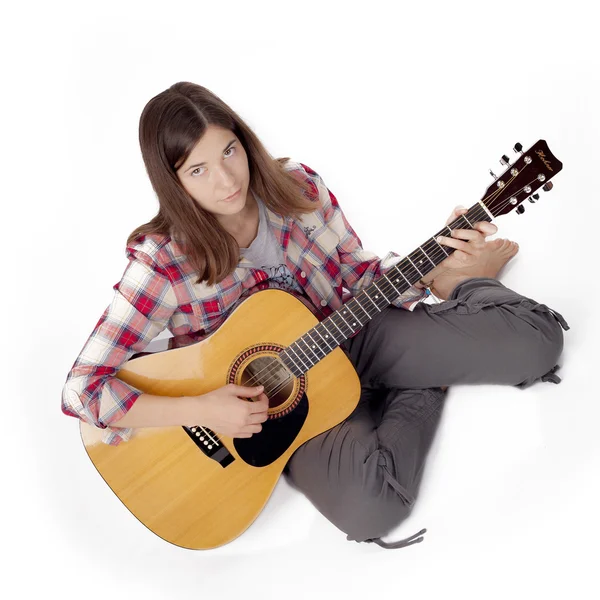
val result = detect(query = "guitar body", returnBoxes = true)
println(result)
[80,289,361,549]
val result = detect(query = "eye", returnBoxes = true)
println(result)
[190,146,236,177]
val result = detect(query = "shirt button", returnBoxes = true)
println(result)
[300,271,306,278]
[320,300,327,306]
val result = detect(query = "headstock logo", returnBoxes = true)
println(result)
[536,150,554,172]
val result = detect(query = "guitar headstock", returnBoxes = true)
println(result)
[482,140,562,217]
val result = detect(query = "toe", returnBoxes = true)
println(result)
[506,241,519,257]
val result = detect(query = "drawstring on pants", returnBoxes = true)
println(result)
[541,364,562,384]
[363,528,427,549]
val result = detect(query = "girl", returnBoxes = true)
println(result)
[61,82,568,550]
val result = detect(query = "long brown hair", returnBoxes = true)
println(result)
[128,81,319,286]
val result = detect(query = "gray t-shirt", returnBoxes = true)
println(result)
[240,192,305,295]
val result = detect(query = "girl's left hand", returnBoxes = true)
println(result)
[436,205,498,270]
[415,206,498,287]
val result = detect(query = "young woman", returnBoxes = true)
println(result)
[61,81,569,550]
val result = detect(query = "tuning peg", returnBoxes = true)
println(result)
[516,205,526,214]
[543,181,554,192]
[513,142,523,154]
[528,193,540,203]
[500,154,511,166]
[489,169,498,179]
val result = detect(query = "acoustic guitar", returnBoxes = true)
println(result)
[80,140,562,549]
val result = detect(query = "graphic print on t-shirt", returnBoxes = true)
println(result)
[258,263,303,293]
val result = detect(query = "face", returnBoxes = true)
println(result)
[175,125,251,228]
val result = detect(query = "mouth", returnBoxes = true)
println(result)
[222,188,241,201]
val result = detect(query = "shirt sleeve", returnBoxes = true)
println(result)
[61,249,178,445]
[299,163,427,311]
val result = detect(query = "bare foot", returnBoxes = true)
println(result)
[430,238,519,301]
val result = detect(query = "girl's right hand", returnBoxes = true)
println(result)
[194,383,269,438]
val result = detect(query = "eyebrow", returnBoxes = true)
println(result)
[183,138,237,173]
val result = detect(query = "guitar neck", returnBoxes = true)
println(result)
[279,201,493,376]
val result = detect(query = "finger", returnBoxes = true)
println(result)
[248,411,268,424]
[436,235,473,254]
[446,206,467,226]
[251,394,269,408]
[445,208,465,226]
[474,222,498,235]
[237,384,264,399]
[248,393,269,412]
[451,249,471,263]
[447,228,486,243]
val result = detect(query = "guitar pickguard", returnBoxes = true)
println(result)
[233,390,309,467]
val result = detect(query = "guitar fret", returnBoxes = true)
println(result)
[385,274,402,296]
[406,255,424,277]
[362,289,382,312]
[461,214,473,227]
[337,309,355,331]
[314,325,334,350]
[296,338,317,365]
[419,245,437,267]
[353,296,372,320]
[432,236,449,256]
[321,322,339,345]
[328,315,348,338]
[288,344,309,371]
[372,281,391,304]
[307,327,331,356]
[344,304,363,327]
[300,336,322,362]
[302,333,325,359]
[396,266,412,287]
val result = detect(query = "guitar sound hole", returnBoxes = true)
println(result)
[239,357,293,409]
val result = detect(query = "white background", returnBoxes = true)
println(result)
[3,0,599,598]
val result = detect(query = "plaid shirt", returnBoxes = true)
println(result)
[61,159,426,445]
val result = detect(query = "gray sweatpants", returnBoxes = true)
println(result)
[282,277,569,549]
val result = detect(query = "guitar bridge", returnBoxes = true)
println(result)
[182,426,235,467]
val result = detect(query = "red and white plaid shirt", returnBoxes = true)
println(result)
[61,160,426,444]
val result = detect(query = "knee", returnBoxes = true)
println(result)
[541,319,564,371]
[523,307,565,373]
[506,301,566,385]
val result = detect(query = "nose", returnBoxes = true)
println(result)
[214,164,235,188]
